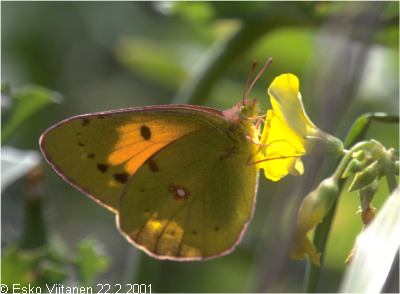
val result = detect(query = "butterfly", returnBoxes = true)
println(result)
[39,62,274,261]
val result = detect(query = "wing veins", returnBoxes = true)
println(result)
[177,200,194,257]
[153,202,189,256]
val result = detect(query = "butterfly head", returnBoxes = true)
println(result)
[222,98,259,123]
[240,98,259,119]
[223,59,271,123]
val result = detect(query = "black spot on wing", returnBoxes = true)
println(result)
[77,142,85,147]
[97,163,108,173]
[114,172,129,183]
[87,153,95,159]
[147,158,159,172]
[140,125,151,140]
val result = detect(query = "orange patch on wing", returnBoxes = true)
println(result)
[124,144,164,174]
[107,121,201,174]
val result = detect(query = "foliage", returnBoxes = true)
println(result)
[74,238,111,286]
[339,188,400,293]
[1,83,110,287]
[2,83,60,144]
[2,1,398,293]
[1,238,110,289]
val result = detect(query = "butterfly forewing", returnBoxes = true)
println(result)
[40,106,223,211]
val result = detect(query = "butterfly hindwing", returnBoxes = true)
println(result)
[117,126,259,260]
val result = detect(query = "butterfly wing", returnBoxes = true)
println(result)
[39,105,224,212]
[117,124,259,260]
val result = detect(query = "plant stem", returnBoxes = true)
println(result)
[172,4,319,105]
[304,197,338,292]
[384,155,398,193]
[332,141,378,182]
[304,140,381,292]
[19,195,47,249]
[19,166,47,249]
[385,173,397,194]
[172,21,271,105]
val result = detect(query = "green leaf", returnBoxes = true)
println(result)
[339,187,400,292]
[74,238,111,286]
[38,261,68,285]
[344,112,399,148]
[1,246,42,287]
[1,81,11,96]
[1,85,61,144]
[1,245,68,287]
[114,38,188,89]
[171,2,215,23]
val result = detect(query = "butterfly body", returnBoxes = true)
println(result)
[40,102,260,260]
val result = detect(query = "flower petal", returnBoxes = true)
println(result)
[289,234,321,266]
[257,73,343,182]
[268,74,318,137]
[257,110,305,181]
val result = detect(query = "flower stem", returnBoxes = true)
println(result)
[385,173,397,193]
[304,139,380,292]
[19,166,48,249]
[332,141,378,182]
[384,158,397,193]
[172,21,270,105]
[172,4,320,105]
[304,199,337,292]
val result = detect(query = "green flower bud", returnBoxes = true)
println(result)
[290,177,339,266]
[348,160,380,192]
[342,158,363,179]
[359,178,379,211]
[298,177,339,233]
[305,134,344,157]
[352,150,366,161]
[289,235,321,266]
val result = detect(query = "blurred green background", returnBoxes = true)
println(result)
[2,2,399,292]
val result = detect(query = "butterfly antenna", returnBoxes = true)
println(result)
[243,58,273,103]
[243,60,259,104]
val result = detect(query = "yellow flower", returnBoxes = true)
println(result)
[257,74,343,181]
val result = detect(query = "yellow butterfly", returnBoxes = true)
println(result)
[40,101,260,261]
[40,62,312,261]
